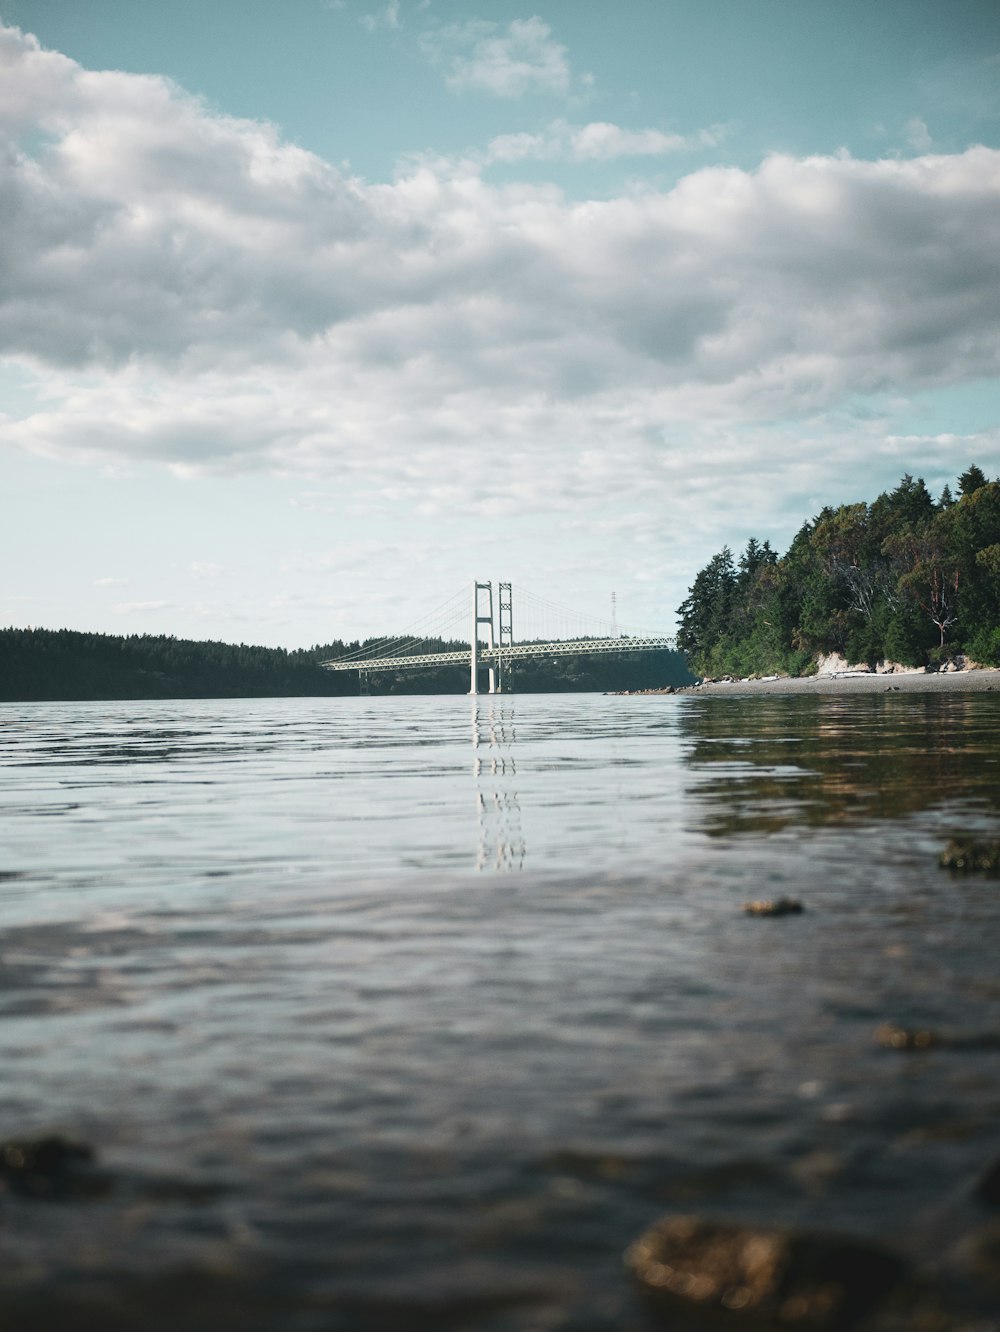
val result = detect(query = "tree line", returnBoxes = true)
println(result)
[0,628,692,701]
[677,466,1000,678]
[0,629,357,701]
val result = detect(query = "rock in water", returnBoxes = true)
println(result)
[874,1022,940,1051]
[626,1215,904,1328]
[0,1133,109,1199]
[743,897,804,916]
[938,838,1000,873]
[976,1158,1000,1206]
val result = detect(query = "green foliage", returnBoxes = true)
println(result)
[959,464,988,496]
[882,602,934,667]
[0,628,359,701]
[966,625,1000,666]
[677,467,1000,677]
[676,546,737,665]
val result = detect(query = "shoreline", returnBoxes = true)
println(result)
[679,667,1000,696]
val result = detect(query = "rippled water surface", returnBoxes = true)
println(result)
[2,692,1000,1329]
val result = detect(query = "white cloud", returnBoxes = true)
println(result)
[905,115,933,151]
[1,20,999,546]
[482,118,700,164]
[360,1,400,32]
[569,122,687,160]
[420,17,577,98]
[93,576,130,586]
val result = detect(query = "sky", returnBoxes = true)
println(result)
[1,0,999,648]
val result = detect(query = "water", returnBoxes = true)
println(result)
[1,692,999,1329]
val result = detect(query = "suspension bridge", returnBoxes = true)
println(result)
[320,581,676,694]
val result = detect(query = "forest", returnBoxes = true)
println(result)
[677,466,1000,679]
[0,628,692,701]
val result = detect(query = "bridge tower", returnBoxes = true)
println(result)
[497,582,513,693]
[470,581,496,696]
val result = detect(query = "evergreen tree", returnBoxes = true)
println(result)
[676,547,738,672]
[958,464,988,496]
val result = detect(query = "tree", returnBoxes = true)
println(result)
[738,537,777,583]
[958,464,988,496]
[870,474,936,536]
[676,547,738,673]
[888,516,963,649]
[946,483,1000,647]
[808,501,900,637]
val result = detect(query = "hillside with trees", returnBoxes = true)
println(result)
[0,628,692,701]
[0,630,357,701]
[677,466,1000,679]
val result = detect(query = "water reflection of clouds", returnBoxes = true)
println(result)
[472,701,525,871]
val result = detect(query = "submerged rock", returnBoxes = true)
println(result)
[0,1133,227,1205]
[874,1023,940,1051]
[0,1133,111,1199]
[953,1220,1000,1296]
[976,1158,1000,1207]
[744,898,804,917]
[626,1215,904,1328]
[938,838,1000,874]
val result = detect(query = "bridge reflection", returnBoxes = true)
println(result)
[472,701,525,871]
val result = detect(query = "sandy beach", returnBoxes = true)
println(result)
[682,666,1000,696]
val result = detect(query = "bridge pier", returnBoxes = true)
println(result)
[470,581,497,696]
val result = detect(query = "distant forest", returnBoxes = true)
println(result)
[677,465,1000,678]
[0,629,692,702]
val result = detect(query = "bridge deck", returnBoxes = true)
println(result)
[321,636,675,672]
